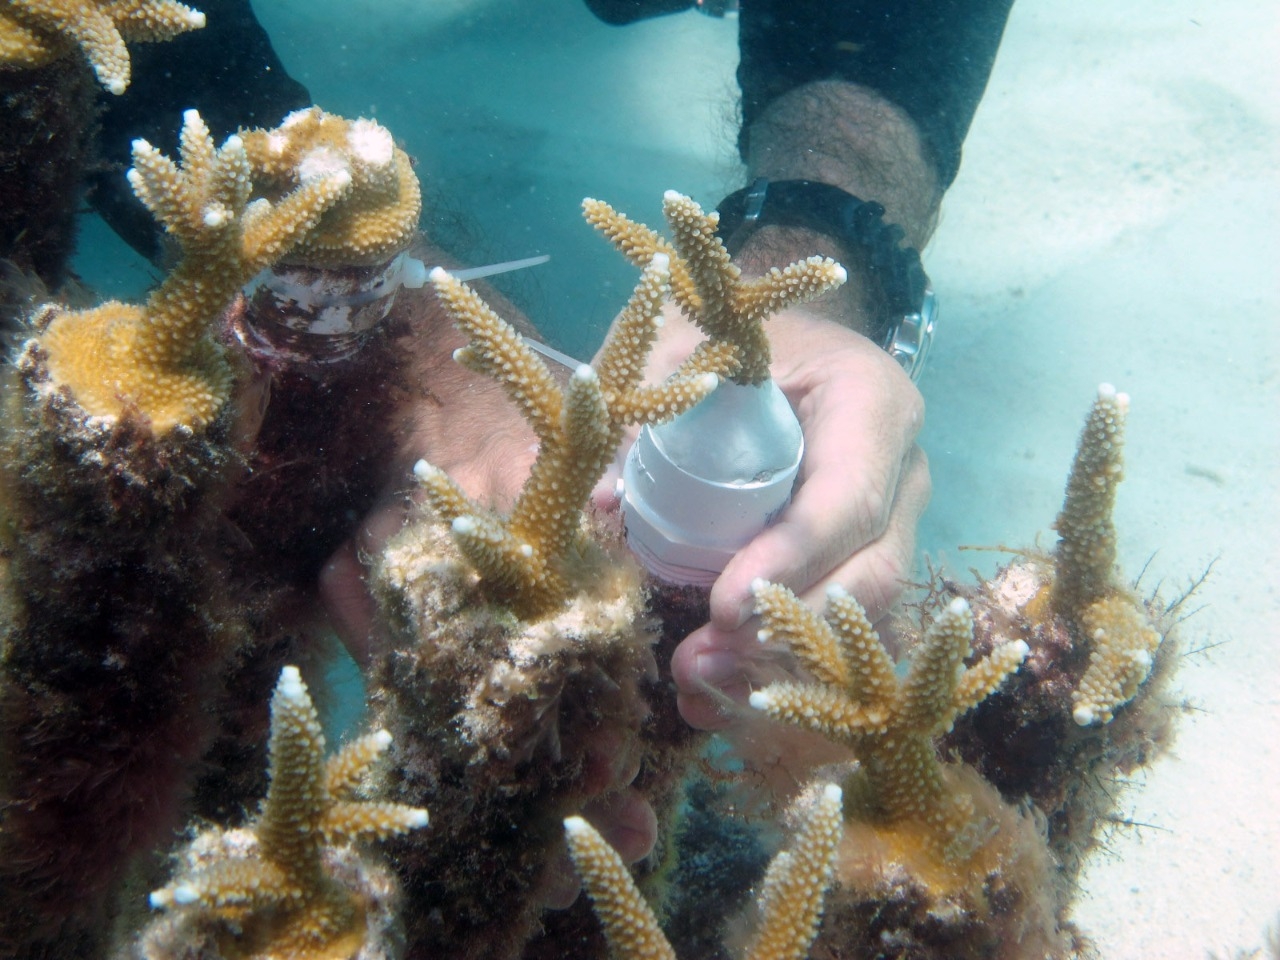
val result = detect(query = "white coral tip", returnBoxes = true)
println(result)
[832,263,849,283]
[572,364,598,384]
[1009,639,1031,659]
[825,582,849,601]
[277,665,305,701]
[452,516,478,536]
[107,78,127,96]
[372,729,393,749]
[187,9,206,27]
[182,108,201,126]
[697,372,719,392]
[649,252,670,272]
[821,782,843,804]
[947,597,970,616]
[406,808,430,828]
[1072,703,1097,726]
[1097,383,1116,399]
[429,266,451,282]
[750,577,769,596]
[563,815,590,836]
[412,459,438,481]
[663,189,682,202]
[748,690,772,710]
[348,118,394,168]
[281,108,312,128]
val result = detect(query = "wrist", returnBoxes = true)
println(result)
[729,223,880,335]
[716,181,936,380]
[744,80,941,249]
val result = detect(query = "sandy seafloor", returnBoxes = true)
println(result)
[74,0,1280,956]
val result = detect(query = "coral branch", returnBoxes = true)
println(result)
[35,109,352,432]
[748,584,1027,850]
[238,107,422,267]
[584,191,847,384]
[143,666,427,959]
[565,783,843,960]
[1049,384,1165,725]
[419,252,715,619]
[0,0,205,94]
[1052,382,1128,616]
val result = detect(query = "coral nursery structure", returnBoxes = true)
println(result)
[0,101,421,960]
[0,13,1184,954]
[369,193,845,959]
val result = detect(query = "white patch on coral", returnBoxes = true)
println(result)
[347,119,395,169]
[280,108,314,129]
[298,147,351,186]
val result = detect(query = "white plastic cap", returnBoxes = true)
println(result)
[621,379,803,586]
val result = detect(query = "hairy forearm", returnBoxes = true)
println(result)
[733,80,943,335]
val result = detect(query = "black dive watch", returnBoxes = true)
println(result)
[716,178,937,381]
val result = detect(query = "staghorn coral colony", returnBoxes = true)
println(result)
[0,8,1184,960]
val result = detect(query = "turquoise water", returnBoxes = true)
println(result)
[53,0,1280,956]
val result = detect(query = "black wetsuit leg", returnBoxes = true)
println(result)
[583,0,1014,187]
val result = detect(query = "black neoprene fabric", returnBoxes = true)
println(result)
[586,0,1015,187]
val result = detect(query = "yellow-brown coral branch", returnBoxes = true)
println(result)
[743,782,844,960]
[749,583,1027,853]
[586,192,847,385]
[148,666,427,958]
[420,250,715,619]
[1052,382,1128,617]
[565,782,843,960]
[36,109,352,432]
[564,815,676,960]
[1,0,205,93]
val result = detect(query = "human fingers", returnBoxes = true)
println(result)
[318,498,410,667]
[674,444,929,731]
[790,442,930,620]
[708,337,924,631]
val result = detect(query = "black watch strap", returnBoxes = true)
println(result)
[715,178,936,379]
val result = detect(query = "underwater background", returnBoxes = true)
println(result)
[64,0,1279,956]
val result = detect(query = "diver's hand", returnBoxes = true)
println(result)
[663,312,931,730]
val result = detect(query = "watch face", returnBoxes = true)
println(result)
[887,288,937,382]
